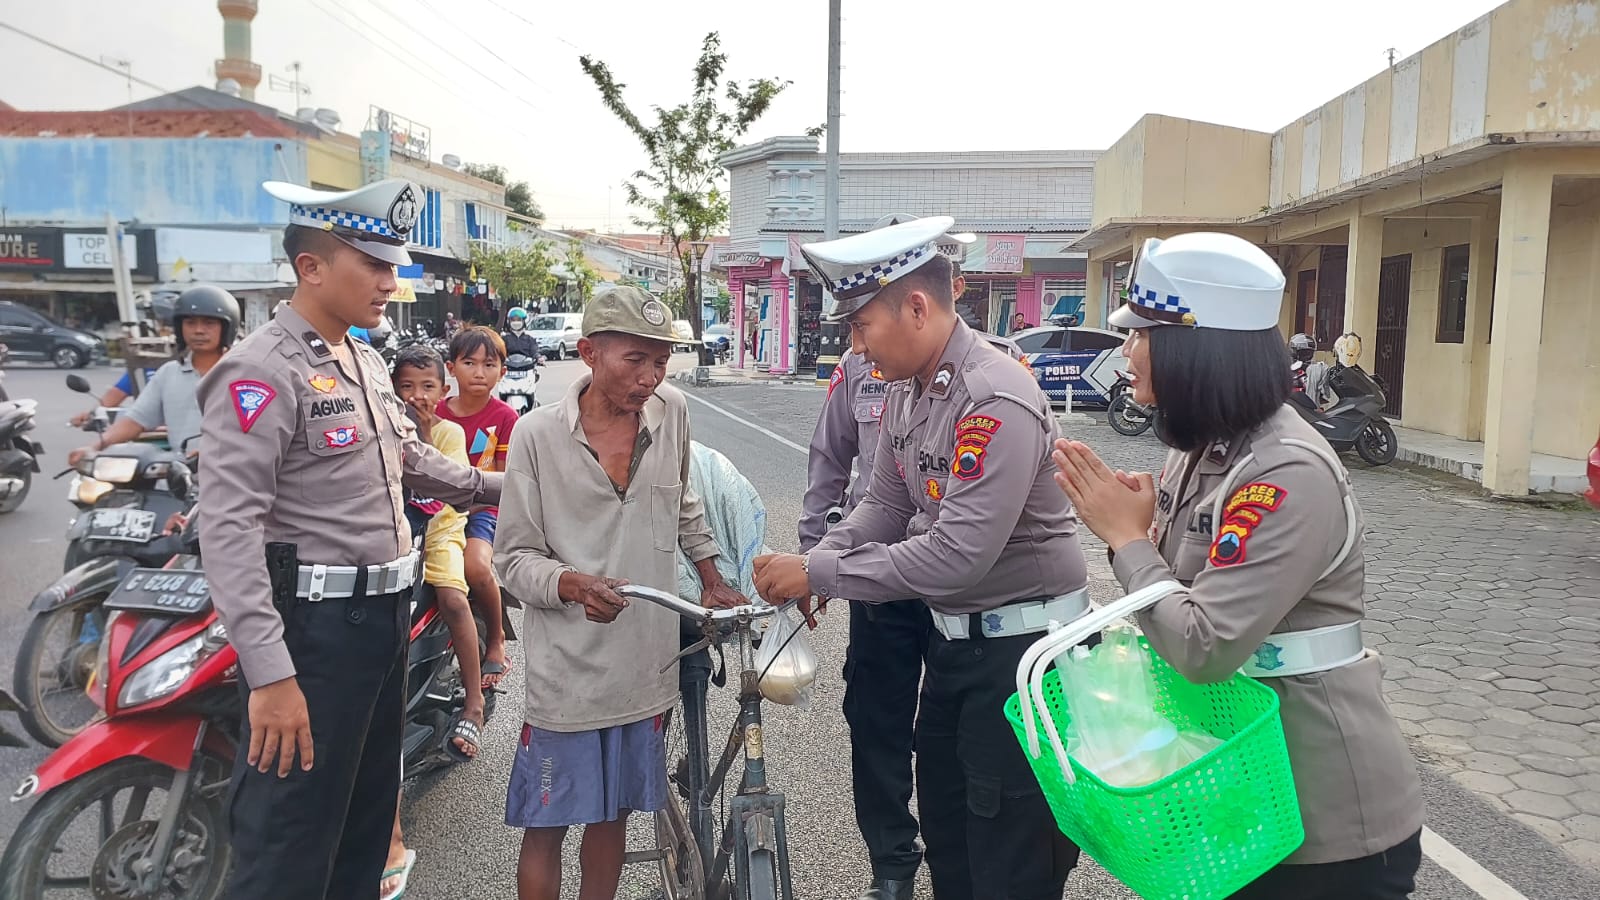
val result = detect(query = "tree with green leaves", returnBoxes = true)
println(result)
[580,32,789,339]
[463,161,544,224]
[471,240,558,317]
[561,241,598,310]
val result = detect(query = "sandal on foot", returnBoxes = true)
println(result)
[444,714,481,762]
[379,848,416,900]
[480,660,507,688]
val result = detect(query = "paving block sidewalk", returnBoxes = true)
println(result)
[1073,425,1600,870]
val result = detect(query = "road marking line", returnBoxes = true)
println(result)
[683,391,810,455]
[1422,826,1529,900]
[691,386,1528,900]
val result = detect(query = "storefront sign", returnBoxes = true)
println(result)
[156,228,278,285]
[716,248,764,269]
[967,234,1026,273]
[62,233,139,270]
[0,229,62,271]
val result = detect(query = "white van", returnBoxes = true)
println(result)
[528,312,584,360]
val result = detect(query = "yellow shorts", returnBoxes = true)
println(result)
[424,539,469,595]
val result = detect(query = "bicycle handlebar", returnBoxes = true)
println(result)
[614,584,781,624]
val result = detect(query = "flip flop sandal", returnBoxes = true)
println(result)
[379,848,416,900]
[480,660,508,687]
[444,714,481,763]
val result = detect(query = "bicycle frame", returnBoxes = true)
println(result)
[620,586,797,900]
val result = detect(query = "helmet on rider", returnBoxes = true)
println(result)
[507,307,529,331]
[1289,332,1316,363]
[172,285,241,352]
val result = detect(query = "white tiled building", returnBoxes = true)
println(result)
[716,136,1100,373]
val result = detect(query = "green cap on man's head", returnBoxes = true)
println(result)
[581,286,676,343]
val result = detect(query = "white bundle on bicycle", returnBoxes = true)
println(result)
[676,441,769,605]
[755,608,818,708]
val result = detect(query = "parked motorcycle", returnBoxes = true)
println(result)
[16,444,196,747]
[499,352,541,416]
[0,688,28,749]
[1291,363,1398,465]
[0,383,42,514]
[1,523,492,898]
[1105,371,1154,437]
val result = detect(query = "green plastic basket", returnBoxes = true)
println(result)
[1006,583,1304,900]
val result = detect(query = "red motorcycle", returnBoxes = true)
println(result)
[2,530,490,899]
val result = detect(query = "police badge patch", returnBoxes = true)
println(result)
[388,185,419,237]
[229,380,277,434]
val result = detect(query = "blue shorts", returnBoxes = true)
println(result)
[505,716,669,829]
[466,510,497,544]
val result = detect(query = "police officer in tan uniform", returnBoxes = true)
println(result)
[799,216,1030,900]
[199,178,502,900]
[759,216,1087,900]
[1054,232,1424,899]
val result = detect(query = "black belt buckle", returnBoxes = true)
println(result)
[968,612,987,640]
[351,564,369,600]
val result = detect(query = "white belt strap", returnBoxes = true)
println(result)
[296,551,419,601]
[931,589,1091,641]
[1240,621,1365,678]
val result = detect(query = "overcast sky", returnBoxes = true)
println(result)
[1,0,1505,230]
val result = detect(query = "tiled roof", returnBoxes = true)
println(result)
[0,110,302,138]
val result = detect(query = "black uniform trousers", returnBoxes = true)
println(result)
[1228,830,1422,900]
[226,589,409,900]
[841,598,931,881]
[916,628,1080,900]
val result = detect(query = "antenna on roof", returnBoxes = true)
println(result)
[101,55,133,133]
[1385,47,1398,71]
[269,61,312,106]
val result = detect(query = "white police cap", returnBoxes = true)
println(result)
[801,215,956,322]
[263,179,420,266]
[1108,232,1285,332]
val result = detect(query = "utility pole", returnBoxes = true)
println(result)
[816,0,845,384]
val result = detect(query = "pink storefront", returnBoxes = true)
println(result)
[724,255,796,374]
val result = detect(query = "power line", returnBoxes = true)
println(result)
[409,0,555,97]
[479,0,588,55]
[0,21,191,101]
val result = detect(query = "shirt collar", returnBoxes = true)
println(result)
[178,352,196,373]
[924,319,982,402]
[272,301,341,363]
[559,372,666,437]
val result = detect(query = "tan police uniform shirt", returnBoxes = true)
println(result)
[807,321,1088,614]
[799,350,888,552]
[493,374,721,732]
[198,302,501,689]
[1112,404,1424,864]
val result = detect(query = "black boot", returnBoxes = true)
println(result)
[859,877,915,900]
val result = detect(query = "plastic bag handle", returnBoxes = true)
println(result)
[1015,580,1185,784]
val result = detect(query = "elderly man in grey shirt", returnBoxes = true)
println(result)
[69,285,240,464]
[495,287,746,900]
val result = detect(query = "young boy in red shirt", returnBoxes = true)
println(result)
[437,326,519,687]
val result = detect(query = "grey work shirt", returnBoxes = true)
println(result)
[1113,404,1423,863]
[807,321,1088,614]
[198,302,500,688]
[125,355,204,453]
[493,374,721,733]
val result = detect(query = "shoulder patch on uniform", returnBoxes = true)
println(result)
[302,331,332,358]
[931,363,956,395]
[828,364,845,397]
[229,380,277,433]
[1209,482,1288,567]
[955,414,1001,436]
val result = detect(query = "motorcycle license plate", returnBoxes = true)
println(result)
[105,568,210,616]
[86,508,157,543]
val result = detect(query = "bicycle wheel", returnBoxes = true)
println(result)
[654,792,706,900]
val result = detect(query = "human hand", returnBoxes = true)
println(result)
[559,572,631,624]
[70,409,92,428]
[407,396,438,438]
[67,445,95,468]
[247,677,314,777]
[1051,439,1156,552]
[163,512,189,535]
[700,579,747,610]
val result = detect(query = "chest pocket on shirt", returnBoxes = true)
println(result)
[1173,504,1218,581]
[650,483,681,553]
[304,412,372,501]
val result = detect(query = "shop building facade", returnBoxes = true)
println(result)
[1070,0,1600,496]
[715,137,1099,373]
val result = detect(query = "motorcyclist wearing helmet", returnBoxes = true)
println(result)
[68,285,240,465]
[500,306,542,364]
[1288,332,1333,411]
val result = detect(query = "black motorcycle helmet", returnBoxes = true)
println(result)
[173,285,242,352]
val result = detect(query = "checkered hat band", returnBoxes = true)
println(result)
[833,244,932,300]
[290,204,399,241]
[1131,282,1188,314]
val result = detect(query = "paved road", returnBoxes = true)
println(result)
[4,361,1599,899]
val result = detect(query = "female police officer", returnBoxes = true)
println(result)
[1051,232,1424,899]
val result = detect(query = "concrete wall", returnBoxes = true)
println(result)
[308,137,360,190]
[1137,116,1273,220]
[1090,118,1148,226]
[0,137,305,226]
[1267,0,1600,207]
[1532,177,1600,455]
[1377,218,1480,439]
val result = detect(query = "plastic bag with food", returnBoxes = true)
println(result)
[755,607,818,708]
[1057,624,1222,788]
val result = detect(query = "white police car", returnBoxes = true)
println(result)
[1012,316,1130,407]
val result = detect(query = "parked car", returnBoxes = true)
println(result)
[670,320,697,353]
[1586,428,1599,509]
[0,302,106,369]
[527,312,584,360]
[702,323,732,359]
[1011,319,1131,407]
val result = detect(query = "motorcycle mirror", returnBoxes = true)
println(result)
[65,374,92,394]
